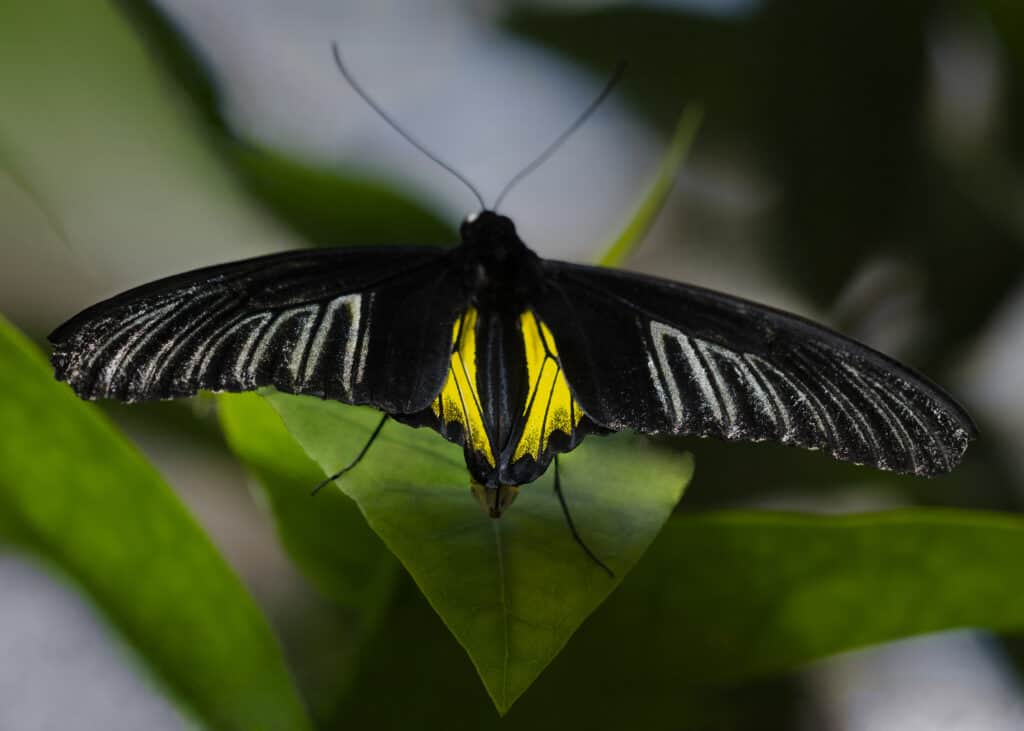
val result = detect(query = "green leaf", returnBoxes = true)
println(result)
[598,102,704,267]
[584,509,1024,685]
[335,509,1024,729]
[335,576,798,731]
[218,392,401,705]
[0,317,312,731]
[261,391,693,713]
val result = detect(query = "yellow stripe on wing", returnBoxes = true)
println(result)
[431,308,495,467]
[513,312,583,462]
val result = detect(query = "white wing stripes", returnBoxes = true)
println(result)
[354,293,373,387]
[642,318,940,469]
[751,354,835,444]
[222,293,368,397]
[736,354,791,438]
[648,321,802,439]
[839,362,919,473]
[695,340,740,435]
[88,299,186,391]
[285,305,322,385]
[319,299,353,387]
[647,321,688,430]
[78,292,371,400]
[647,319,797,439]
[647,321,774,436]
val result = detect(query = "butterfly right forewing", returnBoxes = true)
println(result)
[535,260,976,477]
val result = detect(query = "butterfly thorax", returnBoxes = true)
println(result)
[457,211,544,310]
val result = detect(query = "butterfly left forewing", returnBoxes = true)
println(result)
[50,247,465,414]
[534,260,976,477]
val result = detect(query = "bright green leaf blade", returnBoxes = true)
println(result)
[0,317,312,731]
[262,392,693,713]
[597,102,704,267]
[218,392,401,705]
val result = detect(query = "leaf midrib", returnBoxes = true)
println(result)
[492,519,511,711]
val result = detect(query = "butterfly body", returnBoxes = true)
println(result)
[395,211,597,507]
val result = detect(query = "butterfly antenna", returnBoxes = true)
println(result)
[331,42,487,211]
[492,60,626,212]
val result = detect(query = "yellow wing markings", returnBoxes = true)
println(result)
[512,311,583,462]
[431,308,496,466]
[431,308,582,468]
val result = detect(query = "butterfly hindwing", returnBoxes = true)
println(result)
[534,261,976,477]
[49,247,465,414]
[393,307,597,488]
[501,310,595,481]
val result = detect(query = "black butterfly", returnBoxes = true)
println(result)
[49,48,975,533]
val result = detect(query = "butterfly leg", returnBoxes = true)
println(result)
[311,414,389,495]
[553,456,615,579]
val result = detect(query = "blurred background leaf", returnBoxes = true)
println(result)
[976,0,1024,165]
[575,509,1024,686]
[599,101,705,267]
[115,0,455,247]
[0,316,312,731]
[506,0,1024,374]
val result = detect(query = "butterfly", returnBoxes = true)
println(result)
[48,47,976,535]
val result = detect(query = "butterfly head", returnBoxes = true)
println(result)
[459,210,541,299]
[471,480,520,519]
[460,209,517,246]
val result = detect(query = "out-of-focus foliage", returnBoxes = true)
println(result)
[599,102,704,267]
[507,0,1024,374]
[231,146,454,245]
[975,0,1024,164]
[0,317,312,731]
[116,0,454,247]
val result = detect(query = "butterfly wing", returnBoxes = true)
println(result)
[534,261,976,476]
[50,247,466,414]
